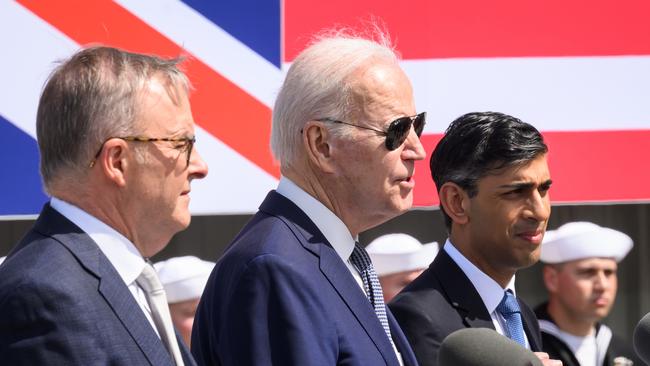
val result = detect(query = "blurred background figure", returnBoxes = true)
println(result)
[155,256,215,348]
[535,222,643,366]
[366,234,438,302]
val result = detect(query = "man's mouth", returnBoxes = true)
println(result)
[516,229,544,244]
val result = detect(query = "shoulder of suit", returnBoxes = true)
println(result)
[2,233,86,281]
[226,213,307,257]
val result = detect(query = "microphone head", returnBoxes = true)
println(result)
[438,328,543,366]
[633,312,650,364]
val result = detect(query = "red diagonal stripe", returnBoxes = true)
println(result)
[18,0,279,179]
[286,0,650,61]
[413,130,650,206]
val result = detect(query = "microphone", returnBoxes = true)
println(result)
[633,312,650,364]
[438,328,543,366]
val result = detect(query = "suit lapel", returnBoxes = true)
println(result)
[96,262,174,366]
[35,204,174,366]
[433,250,495,330]
[177,332,197,366]
[259,191,399,366]
[319,247,400,365]
[519,298,542,352]
[433,247,542,351]
[387,309,418,366]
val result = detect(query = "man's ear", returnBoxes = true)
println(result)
[302,121,336,174]
[542,265,559,293]
[438,182,470,225]
[97,138,129,187]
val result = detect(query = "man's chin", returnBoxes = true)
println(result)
[173,212,192,231]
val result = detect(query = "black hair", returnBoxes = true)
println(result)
[430,111,548,230]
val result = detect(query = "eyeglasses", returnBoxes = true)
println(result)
[89,136,196,168]
[316,112,426,151]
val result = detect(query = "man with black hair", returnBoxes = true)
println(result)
[390,112,560,366]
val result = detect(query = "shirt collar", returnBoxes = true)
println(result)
[444,238,517,313]
[276,176,356,263]
[50,197,147,286]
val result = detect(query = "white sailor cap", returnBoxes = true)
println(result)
[540,222,633,264]
[154,256,215,303]
[366,234,438,276]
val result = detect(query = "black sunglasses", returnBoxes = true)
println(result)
[316,112,426,151]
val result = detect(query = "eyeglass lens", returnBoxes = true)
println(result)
[385,113,426,150]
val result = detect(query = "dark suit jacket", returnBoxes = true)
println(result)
[0,203,195,366]
[389,248,542,366]
[535,303,645,366]
[191,191,418,366]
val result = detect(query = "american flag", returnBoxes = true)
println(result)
[1,0,649,216]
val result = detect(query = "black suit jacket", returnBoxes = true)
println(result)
[389,248,542,366]
[535,303,645,366]
[0,203,195,366]
[192,191,418,366]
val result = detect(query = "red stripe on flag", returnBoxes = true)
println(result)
[18,0,279,179]
[413,130,650,207]
[285,0,650,61]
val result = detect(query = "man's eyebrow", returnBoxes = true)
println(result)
[498,179,553,189]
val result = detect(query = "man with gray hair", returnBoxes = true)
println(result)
[0,46,207,365]
[192,31,425,366]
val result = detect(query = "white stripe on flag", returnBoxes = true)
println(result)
[115,0,284,108]
[0,2,79,137]
[191,126,277,214]
[402,56,650,133]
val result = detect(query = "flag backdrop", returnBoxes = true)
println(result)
[1,0,649,216]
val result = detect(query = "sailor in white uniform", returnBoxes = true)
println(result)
[534,221,642,366]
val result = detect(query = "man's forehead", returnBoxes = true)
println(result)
[352,62,414,119]
[481,155,550,185]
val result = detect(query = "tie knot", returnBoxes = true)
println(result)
[349,242,372,273]
[497,290,521,316]
[136,262,164,294]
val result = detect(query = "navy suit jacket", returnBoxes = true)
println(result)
[389,249,542,366]
[192,191,418,366]
[0,203,195,366]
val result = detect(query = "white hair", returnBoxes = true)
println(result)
[270,29,400,167]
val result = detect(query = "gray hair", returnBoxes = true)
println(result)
[36,46,190,192]
[270,29,400,167]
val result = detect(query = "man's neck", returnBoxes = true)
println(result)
[51,189,152,257]
[282,168,363,237]
[449,232,515,288]
[547,301,596,337]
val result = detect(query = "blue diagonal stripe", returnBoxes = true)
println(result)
[181,0,281,67]
[0,115,47,215]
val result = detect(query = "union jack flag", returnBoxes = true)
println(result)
[1,0,649,217]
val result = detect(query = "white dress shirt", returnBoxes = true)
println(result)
[556,328,598,366]
[444,239,530,348]
[50,197,159,337]
[276,176,403,364]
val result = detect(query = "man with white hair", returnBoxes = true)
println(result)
[535,221,642,366]
[155,256,215,348]
[366,234,438,302]
[192,30,425,366]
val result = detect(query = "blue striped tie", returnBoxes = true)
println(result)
[349,242,394,345]
[496,290,527,347]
